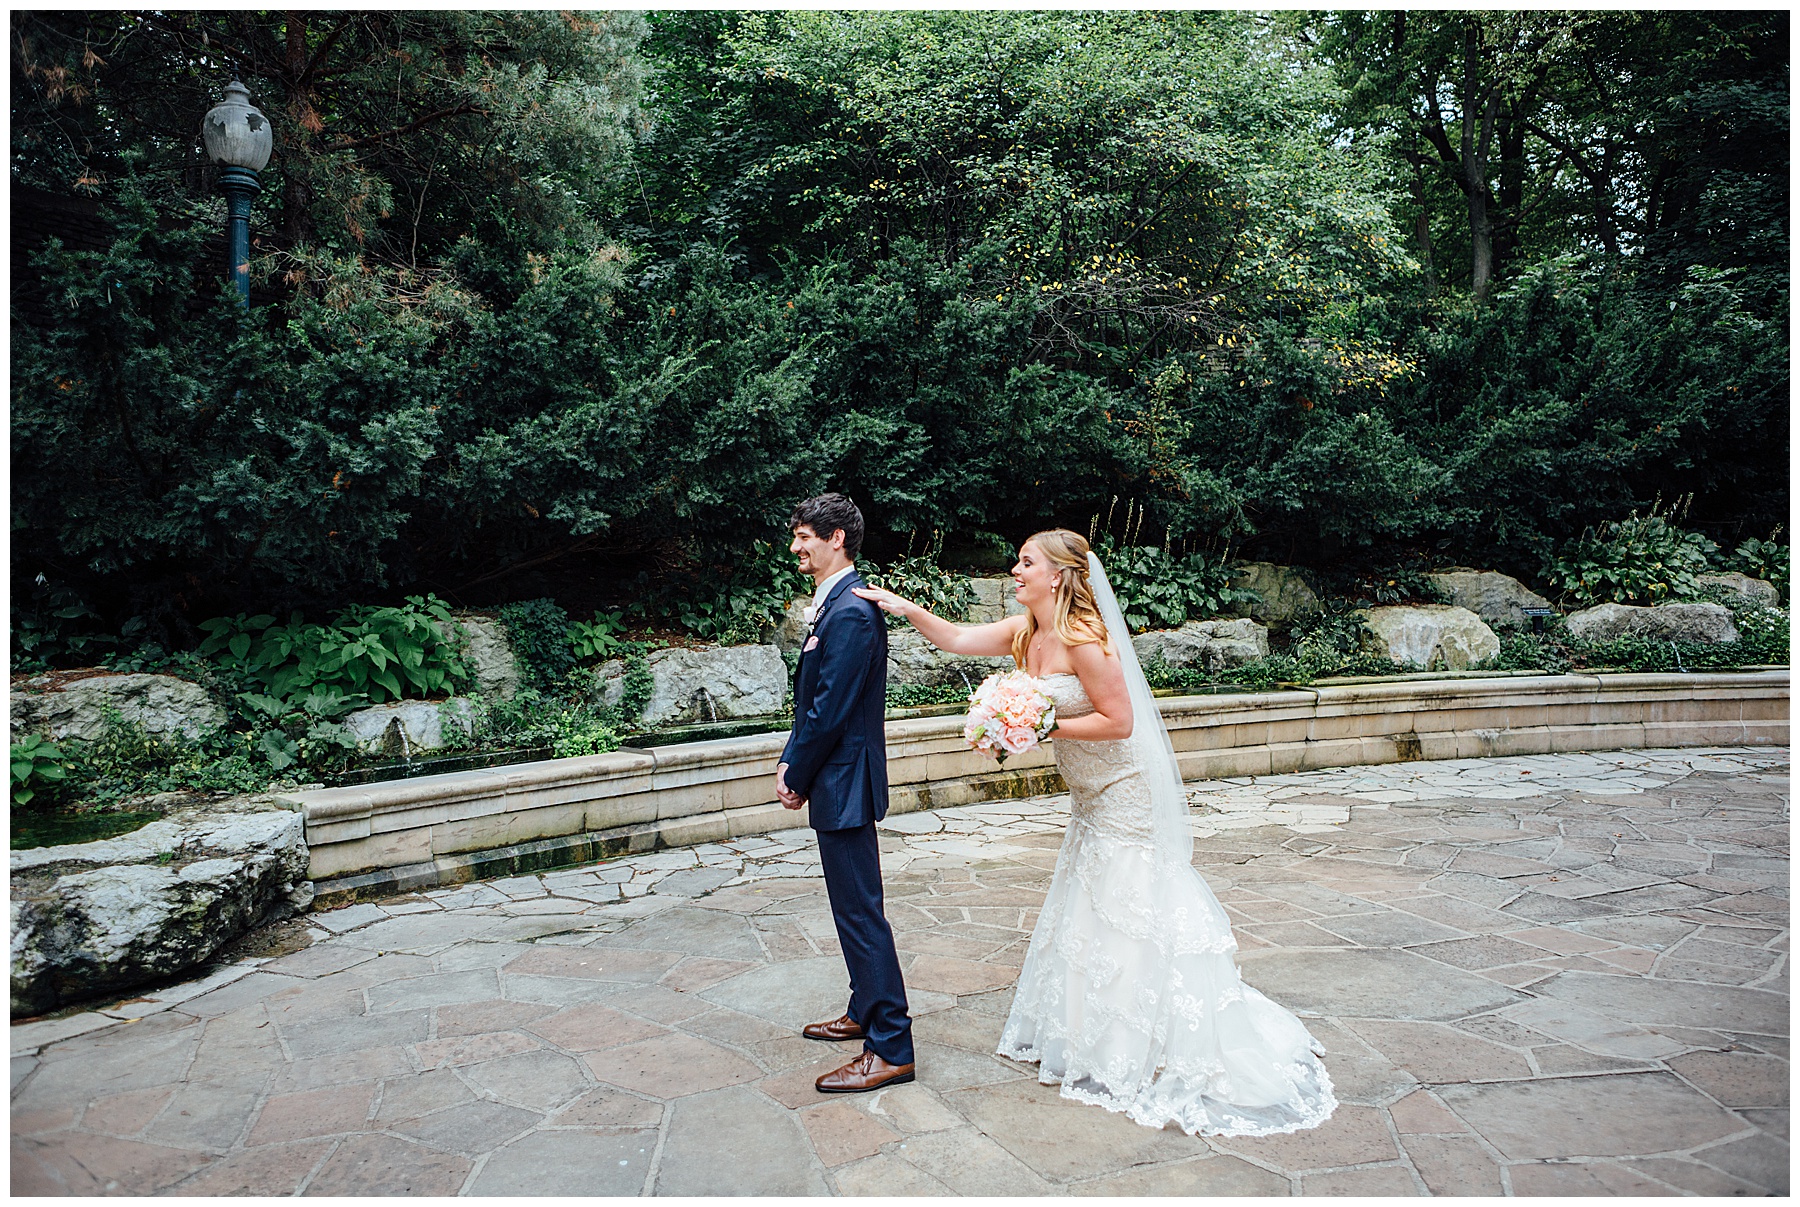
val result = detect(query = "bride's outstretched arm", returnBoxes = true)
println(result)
[851,586,1024,657]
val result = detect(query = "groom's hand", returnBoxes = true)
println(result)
[776,763,805,810]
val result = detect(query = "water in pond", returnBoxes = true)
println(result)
[330,746,554,787]
[627,717,793,748]
[13,808,161,850]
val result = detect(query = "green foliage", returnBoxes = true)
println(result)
[1385,256,1785,573]
[458,689,621,757]
[11,734,69,807]
[497,598,577,689]
[1489,632,1574,675]
[1728,531,1789,603]
[11,578,136,673]
[1097,541,1254,633]
[616,655,656,727]
[1319,11,1788,308]
[62,713,274,804]
[1283,606,1406,680]
[663,540,811,645]
[14,12,648,273]
[885,683,977,710]
[197,595,468,705]
[229,690,363,775]
[1318,563,1451,607]
[8,10,1786,638]
[1542,497,1719,607]
[866,536,978,629]
[550,715,622,759]
[569,610,630,661]
[1478,601,1787,674]
[1726,603,1791,665]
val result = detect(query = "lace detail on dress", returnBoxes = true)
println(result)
[996,673,1338,1138]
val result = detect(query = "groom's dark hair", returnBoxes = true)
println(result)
[790,493,864,559]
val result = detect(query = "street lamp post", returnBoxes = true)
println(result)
[201,79,273,307]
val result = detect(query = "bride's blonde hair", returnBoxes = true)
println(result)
[1011,529,1113,670]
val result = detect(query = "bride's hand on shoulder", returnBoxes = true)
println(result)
[855,585,1024,657]
[851,585,913,618]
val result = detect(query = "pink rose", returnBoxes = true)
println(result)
[998,726,1035,755]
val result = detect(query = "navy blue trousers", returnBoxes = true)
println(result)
[816,822,913,1066]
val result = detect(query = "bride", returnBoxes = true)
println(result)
[853,528,1336,1137]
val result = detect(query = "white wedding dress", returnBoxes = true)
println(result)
[994,558,1337,1138]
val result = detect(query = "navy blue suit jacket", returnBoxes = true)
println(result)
[781,570,890,832]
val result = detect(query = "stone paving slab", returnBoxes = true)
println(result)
[12,747,1788,1195]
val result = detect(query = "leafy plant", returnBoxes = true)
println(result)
[11,734,68,807]
[1280,604,1403,680]
[1542,496,1720,608]
[498,598,578,689]
[197,595,470,706]
[1095,540,1255,633]
[1728,530,1789,603]
[867,534,978,629]
[569,610,630,661]
[230,688,364,774]
[615,654,656,726]
[549,714,621,758]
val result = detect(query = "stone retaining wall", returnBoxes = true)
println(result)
[286,670,1787,904]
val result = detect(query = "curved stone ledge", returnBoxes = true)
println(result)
[285,670,1788,904]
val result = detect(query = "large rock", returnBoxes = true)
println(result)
[885,628,1014,691]
[1361,605,1501,670]
[1133,618,1271,673]
[11,799,312,1015]
[342,698,474,755]
[1427,570,1555,630]
[967,577,1025,624]
[596,644,787,727]
[769,596,813,655]
[454,614,523,700]
[1694,572,1778,610]
[1225,562,1322,628]
[9,672,226,744]
[1564,602,1740,644]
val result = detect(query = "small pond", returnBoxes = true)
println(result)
[330,745,555,787]
[13,807,161,850]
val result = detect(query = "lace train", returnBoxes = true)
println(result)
[997,674,1337,1138]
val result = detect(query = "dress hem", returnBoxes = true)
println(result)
[996,1043,1340,1140]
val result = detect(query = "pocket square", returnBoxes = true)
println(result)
[803,635,820,652]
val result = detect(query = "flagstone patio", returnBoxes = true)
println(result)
[12,746,1787,1195]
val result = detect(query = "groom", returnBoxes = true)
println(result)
[776,493,915,1093]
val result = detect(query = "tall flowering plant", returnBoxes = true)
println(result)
[964,670,1057,764]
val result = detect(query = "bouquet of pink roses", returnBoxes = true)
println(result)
[964,670,1057,764]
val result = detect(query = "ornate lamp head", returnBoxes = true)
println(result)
[201,79,272,172]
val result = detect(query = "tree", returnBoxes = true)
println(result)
[13,11,647,276]
[1318,10,1788,310]
[10,10,1786,646]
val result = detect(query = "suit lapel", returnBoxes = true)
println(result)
[799,570,861,683]
[810,570,861,635]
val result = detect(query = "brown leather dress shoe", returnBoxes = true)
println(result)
[802,1013,866,1042]
[815,1049,915,1094]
